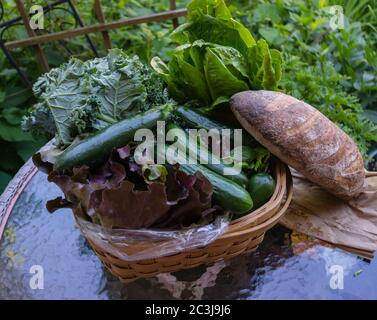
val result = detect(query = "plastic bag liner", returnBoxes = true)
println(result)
[76,215,229,261]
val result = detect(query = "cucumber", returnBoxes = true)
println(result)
[180,163,253,215]
[176,106,255,145]
[247,173,276,209]
[54,106,171,171]
[159,142,253,214]
[167,123,248,187]
[176,106,229,130]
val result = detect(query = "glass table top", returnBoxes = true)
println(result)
[1,171,376,300]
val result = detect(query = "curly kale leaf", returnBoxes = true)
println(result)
[69,96,103,135]
[143,71,171,111]
[21,102,56,139]
[23,49,170,146]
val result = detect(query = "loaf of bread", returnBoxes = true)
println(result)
[230,90,365,199]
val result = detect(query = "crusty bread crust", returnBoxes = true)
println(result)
[230,90,365,199]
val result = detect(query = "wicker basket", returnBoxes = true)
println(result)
[80,158,293,283]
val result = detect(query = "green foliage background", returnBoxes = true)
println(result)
[0,0,376,193]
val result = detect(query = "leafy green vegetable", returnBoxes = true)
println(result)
[171,0,255,55]
[228,145,270,173]
[22,49,170,146]
[247,39,282,90]
[21,103,57,139]
[35,143,222,229]
[152,0,282,107]
[171,11,255,53]
[204,47,249,100]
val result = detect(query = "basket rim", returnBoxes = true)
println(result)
[80,160,293,267]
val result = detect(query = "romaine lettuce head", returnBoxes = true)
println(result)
[171,0,256,55]
[151,0,283,108]
[152,39,282,107]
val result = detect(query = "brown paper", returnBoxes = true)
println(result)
[280,169,377,260]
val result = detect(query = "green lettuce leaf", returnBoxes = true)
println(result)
[150,56,184,101]
[175,55,211,105]
[152,45,211,104]
[210,45,250,82]
[172,15,255,56]
[152,0,283,107]
[187,0,231,20]
[247,39,282,90]
[171,0,255,55]
[204,47,248,101]
[270,49,283,84]
[151,40,255,105]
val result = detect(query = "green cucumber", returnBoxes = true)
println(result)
[247,173,276,209]
[176,106,255,145]
[167,123,248,187]
[176,106,229,130]
[159,143,253,214]
[180,163,253,215]
[54,106,171,171]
